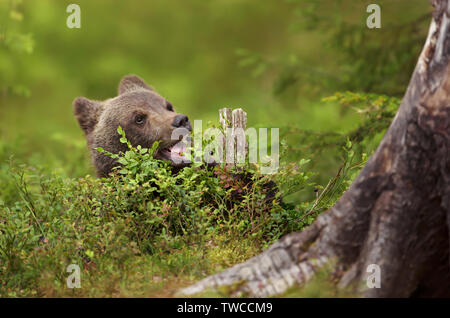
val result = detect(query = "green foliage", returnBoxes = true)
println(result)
[0,0,34,97]
[323,91,400,144]
[95,126,316,249]
[0,125,318,296]
[236,0,429,100]
[277,91,400,205]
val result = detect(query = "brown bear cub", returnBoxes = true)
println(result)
[73,75,192,177]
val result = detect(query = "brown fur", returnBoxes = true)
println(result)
[73,75,191,177]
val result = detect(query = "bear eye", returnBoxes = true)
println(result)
[166,101,174,112]
[135,114,146,125]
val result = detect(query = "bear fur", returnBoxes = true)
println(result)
[73,75,192,177]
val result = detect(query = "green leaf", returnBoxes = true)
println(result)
[85,250,94,259]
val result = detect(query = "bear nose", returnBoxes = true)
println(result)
[172,114,191,129]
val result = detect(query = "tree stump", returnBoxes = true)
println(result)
[219,108,248,167]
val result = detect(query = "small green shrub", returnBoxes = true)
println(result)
[94,126,315,251]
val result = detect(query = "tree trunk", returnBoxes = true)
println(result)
[179,0,450,298]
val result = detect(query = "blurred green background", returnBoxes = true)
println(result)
[0,0,431,179]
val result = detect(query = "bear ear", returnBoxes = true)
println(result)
[118,74,154,95]
[73,97,101,135]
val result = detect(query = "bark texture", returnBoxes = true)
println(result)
[179,0,450,298]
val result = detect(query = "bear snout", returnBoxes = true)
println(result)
[172,114,191,131]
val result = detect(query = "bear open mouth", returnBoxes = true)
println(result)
[157,141,190,165]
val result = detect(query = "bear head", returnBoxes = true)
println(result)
[73,74,192,177]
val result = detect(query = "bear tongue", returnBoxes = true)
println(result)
[168,141,188,161]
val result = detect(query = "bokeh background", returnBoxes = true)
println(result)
[0,0,431,179]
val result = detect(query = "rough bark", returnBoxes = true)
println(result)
[179,0,450,298]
